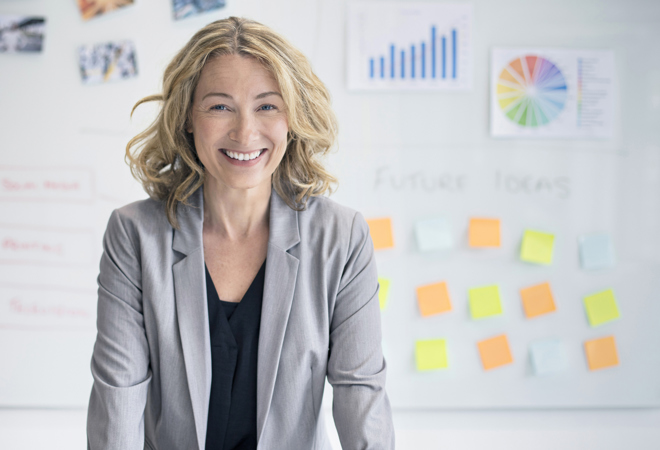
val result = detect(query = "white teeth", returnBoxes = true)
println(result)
[225,150,262,161]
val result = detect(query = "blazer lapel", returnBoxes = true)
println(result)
[256,190,300,443]
[172,188,211,450]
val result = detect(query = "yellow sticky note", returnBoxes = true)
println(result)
[366,218,394,250]
[415,339,448,371]
[520,282,557,319]
[469,285,503,319]
[477,334,513,371]
[584,289,620,327]
[416,281,452,317]
[585,336,619,371]
[520,230,555,264]
[378,277,391,311]
[469,218,501,247]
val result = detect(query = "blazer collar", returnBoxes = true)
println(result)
[171,185,301,449]
[172,186,300,255]
[172,187,204,256]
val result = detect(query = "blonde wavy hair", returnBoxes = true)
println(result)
[126,17,338,228]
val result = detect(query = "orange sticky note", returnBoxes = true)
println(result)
[585,336,619,371]
[520,282,557,318]
[416,282,452,317]
[469,218,501,248]
[478,334,513,370]
[366,218,394,250]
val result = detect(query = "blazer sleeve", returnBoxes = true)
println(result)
[327,211,395,449]
[87,209,151,450]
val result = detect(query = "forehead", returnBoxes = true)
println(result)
[195,53,280,97]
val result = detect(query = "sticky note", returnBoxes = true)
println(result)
[520,229,555,264]
[378,277,391,310]
[520,282,556,319]
[477,334,513,371]
[416,282,452,317]
[529,339,567,375]
[415,218,452,252]
[469,218,501,248]
[366,218,394,250]
[415,339,448,371]
[584,289,620,327]
[579,234,616,270]
[468,285,502,319]
[585,336,619,371]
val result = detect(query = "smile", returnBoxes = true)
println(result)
[221,149,265,161]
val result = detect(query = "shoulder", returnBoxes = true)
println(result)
[104,196,171,243]
[297,195,370,250]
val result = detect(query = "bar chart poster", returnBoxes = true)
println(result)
[491,48,615,139]
[347,2,473,91]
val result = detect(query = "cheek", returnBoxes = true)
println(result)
[272,119,289,146]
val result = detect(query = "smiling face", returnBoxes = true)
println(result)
[188,53,289,194]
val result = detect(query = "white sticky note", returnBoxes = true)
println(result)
[415,218,453,252]
[529,339,568,376]
[579,234,615,270]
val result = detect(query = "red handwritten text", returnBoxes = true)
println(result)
[10,297,90,318]
[2,238,64,255]
[2,178,38,191]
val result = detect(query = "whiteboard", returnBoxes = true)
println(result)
[1,0,659,409]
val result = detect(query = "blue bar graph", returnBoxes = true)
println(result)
[452,29,457,79]
[421,42,426,78]
[431,27,436,79]
[441,36,446,79]
[411,45,415,78]
[366,24,461,82]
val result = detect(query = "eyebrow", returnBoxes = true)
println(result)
[201,91,283,101]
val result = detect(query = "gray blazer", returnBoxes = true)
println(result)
[87,187,394,450]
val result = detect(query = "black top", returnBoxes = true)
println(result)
[204,261,265,450]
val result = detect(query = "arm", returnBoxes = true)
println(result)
[87,210,151,450]
[327,212,395,450]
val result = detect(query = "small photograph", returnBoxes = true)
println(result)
[78,41,138,85]
[77,0,135,21]
[0,15,46,53]
[172,0,226,21]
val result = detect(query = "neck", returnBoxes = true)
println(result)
[202,178,271,240]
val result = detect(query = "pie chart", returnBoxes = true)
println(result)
[496,55,567,127]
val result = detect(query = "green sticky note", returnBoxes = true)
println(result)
[584,289,620,326]
[378,277,391,311]
[469,285,503,319]
[520,230,555,264]
[415,339,448,371]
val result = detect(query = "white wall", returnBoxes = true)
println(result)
[1,0,660,448]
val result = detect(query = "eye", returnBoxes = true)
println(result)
[210,104,228,111]
[259,104,277,111]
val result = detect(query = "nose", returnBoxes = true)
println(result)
[228,112,259,146]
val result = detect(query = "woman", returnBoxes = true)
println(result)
[87,17,394,450]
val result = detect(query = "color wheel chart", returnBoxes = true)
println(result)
[347,2,473,91]
[496,56,568,127]
[491,48,615,138]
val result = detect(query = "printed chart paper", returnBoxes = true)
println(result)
[0,16,45,53]
[347,2,473,91]
[172,0,226,21]
[78,41,138,85]
[491,48,614,138]
[77,0,134,21]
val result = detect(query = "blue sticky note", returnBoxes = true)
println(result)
[529,339,567,376]
[415,218,453,252]
[579,234,615,270]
